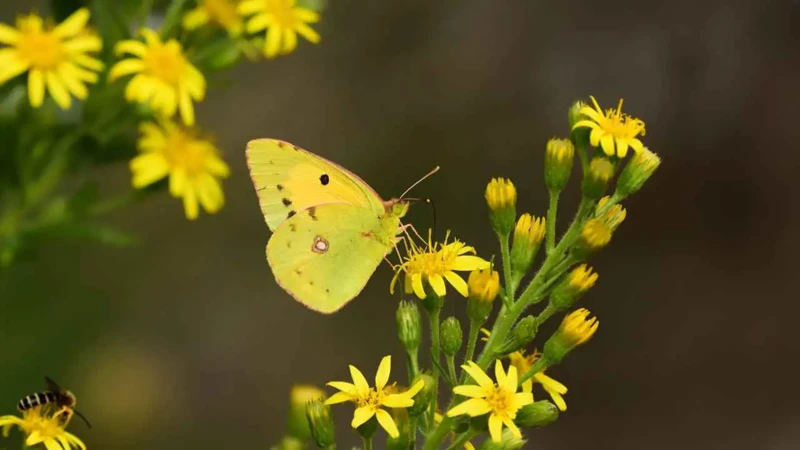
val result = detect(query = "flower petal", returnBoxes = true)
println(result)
[0,52,29,84]
[45,71,72,109]
[182,8,210,31]
[406,379,425,397]
[428,273,446,296]
[282,28,297,54]
[600,134,614,156]
[443,271,469,297]
[349,365,370,396]
[513,392,534,408]
[182,185,200,220]
[412,272,426,299]
[375,355,391,390]
[450,255,490,271]
[0,23,20,44]
[295,8,320,23]
[376,409,399,438]
[326,381,357,395]
[504,364,518,393]
[381,393,413,408]
[28,69,45,107]
[502,416,522,439]
[461,361,494,390]
[109,59,145,80]
[264,26,282,58]
[115,40,147,57]
[488,414,503,442]
[323,391,353,405]
[629,138,645,154]
[351,406,375,428]
[589,126,604,147]
[446,398,492,417]
[296,23,320,43]
[615,138,629,158]
[452,385,487,398]
[54,8,90,38]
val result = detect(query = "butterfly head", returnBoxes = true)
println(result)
[384,199,410,219]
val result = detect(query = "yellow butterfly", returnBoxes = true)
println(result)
[246,139,433,313]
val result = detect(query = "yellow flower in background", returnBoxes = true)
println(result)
[508,350,569,411]
[0,405,86,450]
[572,96,646,158]
[0,8,103,109]
[110,29,206,126]
[183,0,244,36]
[390,231,490,299]
[239,0,321,58]
[325,355,425,438]
[130,119,229,220]
[447,360,534,442]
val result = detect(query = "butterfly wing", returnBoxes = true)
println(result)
[267,203,399,313]
[246,139,385,231]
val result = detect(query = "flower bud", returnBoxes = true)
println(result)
[511,214,545,276]
[305,398,336,448]
[499,315,537,355]
[441,316,463,357]
[616,147,660,198]
[275,436,305,450]
[582,157,614,200]
[516,400,559,428]
[386,408,411,450]
[408,373,435,417]
[485,178,517,236]
[287,385,325,439]
[544,138,574,193]
[574,218,612,258]
[550,265,598,310]
[477,428,527,449]
[568,100,590,148]
[543,308,598,364]
[596,197,626,231]
[467,269,499,324]
[396,301,422,352]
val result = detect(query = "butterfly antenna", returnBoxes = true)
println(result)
[400,166,440,200]
[403,199,437,240]
[73,409,92,429]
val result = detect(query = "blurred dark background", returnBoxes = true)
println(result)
[2,0,799,448]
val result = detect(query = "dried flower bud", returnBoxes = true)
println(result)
[543,308,598,363]
[485,178,517,236]
[544,138,574,192]
[616,147,660,198]
[396,301,422,352]
[582,157,615,200]
[511,214,545,276]
[441,316,463,357]
[305,398,336,448]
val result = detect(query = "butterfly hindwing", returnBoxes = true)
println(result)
[266,203,399,313]
[246,139,385,231]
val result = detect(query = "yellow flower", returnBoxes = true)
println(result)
[508,350,569,412]
[566,264,598,294]
[578,218,612,252]
[130,119,230,220]
[0,405,86,450]
[0,8,103,109]
[559,308,598,348]
[325,355,425,438]
[183,0,245,36]
[447,360,534,442]
[485,178,516,212]
[596,196,626,230]
[110,29,206,126]
[467,268,500,304]
[572,96,646,158]
[391,232,490,299]
[239,0,321,59]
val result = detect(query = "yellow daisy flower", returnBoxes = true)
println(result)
[130,119,230,220]
[447,360,534,443]
[390,232,490,300]
[0,8,103,109]
[239,0,321,58]
[325,355,425,438]
[110,29,206,126]
[0,405,86,450]
[508,349,568,411]
[183,0,244,36]
[572,95,646,158]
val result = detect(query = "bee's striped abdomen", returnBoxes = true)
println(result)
[17,391,57,411]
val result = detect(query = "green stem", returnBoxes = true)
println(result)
[408,416,417,450]
[519,357,551,385]
[423,416,454,450]
[577,145,588,174]
[447,428,478,450]
[498,231,515,303]
[362,436,373,450]
[446,356,458,385]
[427,299,442,426]
[406,348,420,383]
[462,320,481,367]
[546,191,559,254]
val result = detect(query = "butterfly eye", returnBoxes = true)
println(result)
[320,174,330,185]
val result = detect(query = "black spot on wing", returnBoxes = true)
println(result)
[308,207,317,220]
[276,141,285,148]
[277,184,284,191]
[282,198,292,207]
[288,211,296,219]
[289,224,296,232]
[320,174,330,185]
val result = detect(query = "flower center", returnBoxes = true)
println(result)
[164,133,208,176]
[486,386,513,414]
[144,45,185,86]
[356,388,385,409]
[18,30,64,70]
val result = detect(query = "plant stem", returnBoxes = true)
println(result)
[546,190,559,254]
[362,436,373,450]
[447,428,478,450]
[427,298,442,426]
[408,416,417,449]
[446,355,458,385]
[519,356,552,385]
[577,145,588,174]
[406,348,420,383]
[498,231,515,303]
[463,320,481,367]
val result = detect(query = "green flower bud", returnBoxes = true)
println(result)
[543,308,598,364]
[574,218,612,258]
[516,400,559,428]
[511,214,545,276]
[356,416,378,439]
[615,147,661,198]
[273,436,305,450]
[595,197,627,231]
[477,428,527,449]
[467,269,499,324]
[305,398,336,448]
[386,408,411,450]
[485,178,517,236]
[408,373,435,417]
[544,138,574,193]
[441,316,463,357]
[498,315,537,355]
[550,264,598,310]
[287,385,325,440]
[568,100,590,149]
[581,157,615,200]
[396,301,422,352]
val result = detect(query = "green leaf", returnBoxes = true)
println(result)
[25,222,138,247]
[160,0,193,38]
[89,0,132,55]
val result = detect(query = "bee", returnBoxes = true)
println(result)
[17,377,91,428]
